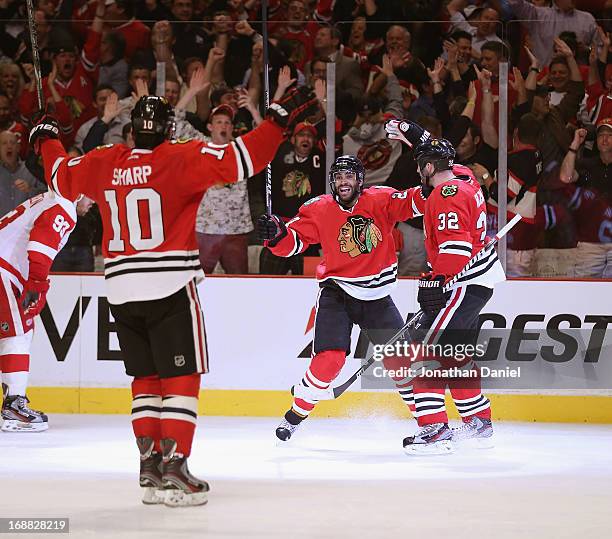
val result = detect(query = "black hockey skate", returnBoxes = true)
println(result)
[136,437,164,504]
[1,394,48,432]
[275,409,304,442]
[403,422,454,455]
[158,438,209,507]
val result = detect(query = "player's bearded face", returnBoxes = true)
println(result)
[417,162,434,184]
[333,171,359,204]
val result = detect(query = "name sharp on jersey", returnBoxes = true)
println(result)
[112,166,152,186]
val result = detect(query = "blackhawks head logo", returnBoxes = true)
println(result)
[282,170,312,198]
[337,215,382,258]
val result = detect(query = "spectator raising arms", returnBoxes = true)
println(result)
[561,121,612,277]
[507,0,597,65]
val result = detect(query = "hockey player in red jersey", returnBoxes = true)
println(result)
[0,192,76,432]
[390,133,505,455]
[29,89,317,506]
[259,155,430,442]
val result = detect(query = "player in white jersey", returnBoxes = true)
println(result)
[0,191,76,432]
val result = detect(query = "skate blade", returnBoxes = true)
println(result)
[456,436,495,449]
[157,488,208,507]
[403,440,454,456]
[1,419,48,432]
[142,487,165,505]
[275,431,292,444]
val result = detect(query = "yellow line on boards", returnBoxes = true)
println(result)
[25,388,612,423]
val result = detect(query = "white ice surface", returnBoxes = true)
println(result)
[1,415,611,539]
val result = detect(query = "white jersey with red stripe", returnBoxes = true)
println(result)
[424,176,505,289]
[40,121,285,304]
[267,185,427,300]
[0,191,76,292]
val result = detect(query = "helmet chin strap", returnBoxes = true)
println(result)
[419,163,435,198]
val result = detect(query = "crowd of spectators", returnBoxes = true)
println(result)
[0,0,610,278]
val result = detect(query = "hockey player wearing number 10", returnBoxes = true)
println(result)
[29,89,318,506]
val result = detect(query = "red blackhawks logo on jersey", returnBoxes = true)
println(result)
[337,215,382,258]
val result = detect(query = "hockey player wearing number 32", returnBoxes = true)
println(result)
[388,123,506,455]
[29,88,318,506]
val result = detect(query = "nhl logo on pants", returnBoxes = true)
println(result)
[0,321,9,332]
[174,355,186,367]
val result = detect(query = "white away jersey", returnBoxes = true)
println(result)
[0,191,76,291]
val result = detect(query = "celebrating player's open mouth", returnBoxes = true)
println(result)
[333,172,359,206]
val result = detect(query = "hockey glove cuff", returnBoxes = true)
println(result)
[29,115,59,155]
[384,119,431,148]
[266,87,319,132]
[417,274,447,316]
[257,214,288,246]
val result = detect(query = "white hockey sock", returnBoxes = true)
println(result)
[3,371,28,397]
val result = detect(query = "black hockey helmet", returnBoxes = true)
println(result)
[131,96,175,149]
[329,155,365,205]
[414,138,455,174]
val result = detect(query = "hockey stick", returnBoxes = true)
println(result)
[330,213,522,399]
[26,0,44,111]
[262,0,273,215]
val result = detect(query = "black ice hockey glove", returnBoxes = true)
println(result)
[417,274,447,315]
[266,86,319,131]
[29,114,59,154]
[384,118,431,148]
[257,214,287,246]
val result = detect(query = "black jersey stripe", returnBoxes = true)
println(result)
[105,254,199,269]
[104,263,201,280]
[440,244,473,253]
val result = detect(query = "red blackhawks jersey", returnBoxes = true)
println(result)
[424,177,505,289]
[40,121,284,304]
[0,191,76,292]
[268,175,504,300]
[268,186,428,300]
[19,28,101,142]
[567,184,612,244]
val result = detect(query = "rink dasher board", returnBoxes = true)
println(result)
[21,275,612,422]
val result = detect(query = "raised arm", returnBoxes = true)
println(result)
[477,67,498,149]
[560,128,587,184]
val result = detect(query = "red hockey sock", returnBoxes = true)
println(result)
[450,386,492,421]
[131,375,162,452]
[1,354,30,397]
[292,350,345,417]
[160,374,201,457]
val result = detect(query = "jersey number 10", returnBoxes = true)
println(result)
[104,188,164,251]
